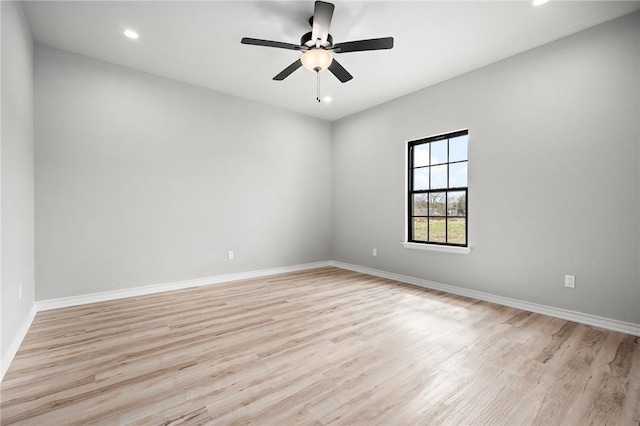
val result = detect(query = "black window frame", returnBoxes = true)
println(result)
[407,129,468,247]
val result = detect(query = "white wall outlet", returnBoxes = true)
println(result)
[228,251,234,260]
[564,275,575,288]
[18,283,22,300]
[372,248,377,257]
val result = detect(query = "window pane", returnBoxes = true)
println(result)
[449,135,468,162]
[413,167,429,190]
[430,140,447,165]
[412,218,428,241]
[430,164,447,189]
[447,218,466,244]
[413,144,429,167]
[449,162,467,188]
[447,191,466,217]
[412,194,428,216]
[428,192,446,216]
[428,218,446,243]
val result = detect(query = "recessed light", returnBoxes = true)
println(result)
[532,0,549,6]
[124,29,139,39]
[323,96,332,103]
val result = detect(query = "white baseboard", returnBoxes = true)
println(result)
[330,261,640,337]
[36,261,331,311]
[1,303,37,382]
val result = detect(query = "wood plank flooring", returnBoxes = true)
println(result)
[1,267,639,425]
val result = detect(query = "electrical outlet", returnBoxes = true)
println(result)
[18,284,22,300]
[564,275,575,288]
[228,251,234,260]
[372,248,377,257]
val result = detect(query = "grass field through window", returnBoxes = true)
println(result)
[412,218,466,244]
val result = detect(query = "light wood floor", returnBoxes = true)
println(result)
[1,267,639,425]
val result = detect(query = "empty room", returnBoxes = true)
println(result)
[1,0,639,424]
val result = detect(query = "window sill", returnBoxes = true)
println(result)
[401,242,471,255]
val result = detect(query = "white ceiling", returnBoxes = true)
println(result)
[22,1,640,121]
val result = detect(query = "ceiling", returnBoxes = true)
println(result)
[22,1,640,121]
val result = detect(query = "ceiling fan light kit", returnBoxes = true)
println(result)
[301,49,333,72]
[241,0,393,101]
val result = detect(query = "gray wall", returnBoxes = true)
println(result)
[332,12,640,324]
[1,1,35,358]
[35,45,332,300]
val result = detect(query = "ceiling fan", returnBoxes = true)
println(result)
[240,1,394,84]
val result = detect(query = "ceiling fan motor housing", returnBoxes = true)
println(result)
[301,31,333,48]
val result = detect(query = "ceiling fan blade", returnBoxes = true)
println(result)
[333,37,394,53]
[328,59,353,83]
[241,37,303,51]
[273,59,303,81]
[311,1,335,47]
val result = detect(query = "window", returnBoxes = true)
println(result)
[407,130,468,247]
